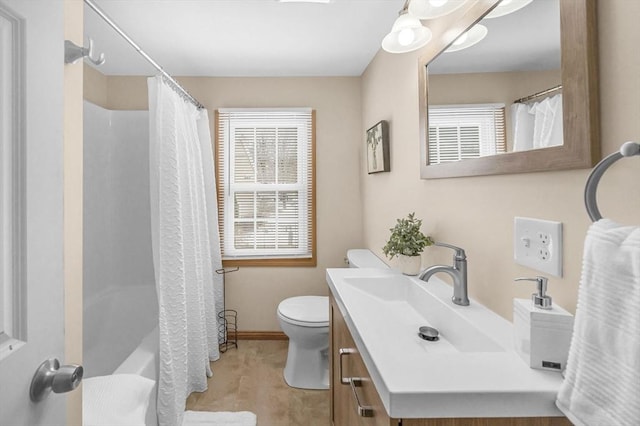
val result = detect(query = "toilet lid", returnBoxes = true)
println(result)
[278,296,329,325]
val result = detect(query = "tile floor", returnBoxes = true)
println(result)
[186,340,330,426]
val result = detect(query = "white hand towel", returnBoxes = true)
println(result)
[556,219,640,426]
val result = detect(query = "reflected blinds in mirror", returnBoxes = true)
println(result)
[428,104,506,164]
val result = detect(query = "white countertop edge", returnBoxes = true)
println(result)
[389,391,564,419]
[326,268,566,419]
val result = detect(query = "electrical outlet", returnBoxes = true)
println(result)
[514,217,563,277]
[537,232,549,245]
[538,247,550,261]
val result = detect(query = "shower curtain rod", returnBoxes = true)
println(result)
[84,0,205,110]
[513,85,562,104]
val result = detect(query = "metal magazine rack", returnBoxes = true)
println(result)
[216,267,239,353]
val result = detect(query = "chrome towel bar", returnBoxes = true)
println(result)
[584,141,640,222]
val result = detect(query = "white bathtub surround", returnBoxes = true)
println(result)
[83,374,155,426]
[83,102,158,379]
[148,76,224,426]
[84,102,160,424]
[182,411,257,426]
[556,219,640,426]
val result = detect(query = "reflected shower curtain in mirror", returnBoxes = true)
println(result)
[148,76,223,426]
[512,94,563,152]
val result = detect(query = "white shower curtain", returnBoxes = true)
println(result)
[511,102,535,152]
[148,76,224,426]
[531,94,563,149]
[512,94,563,151]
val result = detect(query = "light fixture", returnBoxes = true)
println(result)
[382,8,432,54]
[408,0,465,20]
[444,24,488,52]
[483,0,533,19]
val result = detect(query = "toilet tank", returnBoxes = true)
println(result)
[346,249,389,269]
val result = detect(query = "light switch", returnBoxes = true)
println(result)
[514,217,563,277]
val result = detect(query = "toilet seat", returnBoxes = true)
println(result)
[278,296,329,328]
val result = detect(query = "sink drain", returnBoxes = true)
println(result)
[418,326,439,341]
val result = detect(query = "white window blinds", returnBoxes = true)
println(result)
[216,109,315,263]
[428,104,506,164]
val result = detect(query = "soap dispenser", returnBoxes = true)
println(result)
[513,276,574,372]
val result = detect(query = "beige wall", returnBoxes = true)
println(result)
[361,0,640,321]
[83,65,107,107]
[64,0,83,424]
[429,70,561,106]
[84,74,364,330]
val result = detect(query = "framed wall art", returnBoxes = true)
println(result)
[366,120,390,174]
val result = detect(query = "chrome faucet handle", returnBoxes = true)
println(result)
[433,242,466,260]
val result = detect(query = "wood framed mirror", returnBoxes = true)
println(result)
[418,0,599,179]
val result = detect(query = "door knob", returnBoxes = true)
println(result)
[30,358,83,402]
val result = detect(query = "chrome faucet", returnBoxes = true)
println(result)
[418,242,470,306]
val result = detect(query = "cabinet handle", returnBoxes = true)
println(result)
[349,378,374,417]
[338,348,355,385]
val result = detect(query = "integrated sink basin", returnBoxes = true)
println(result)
[326,267,565,419]
[341,275,503,353]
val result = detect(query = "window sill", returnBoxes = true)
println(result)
[222,257,316,267]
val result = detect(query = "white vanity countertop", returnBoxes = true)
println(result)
[326,267,566,419]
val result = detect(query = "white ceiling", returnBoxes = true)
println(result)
[85,0,405,77]
[84,0,560,78]
[428,0,560,74]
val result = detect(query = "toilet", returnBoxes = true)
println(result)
[277,249,389,390]
[345,248,389,269]
[277,296,329,389]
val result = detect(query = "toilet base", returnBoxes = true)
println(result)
[283,344,329,390]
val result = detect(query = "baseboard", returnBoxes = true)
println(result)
[236,331,288,341]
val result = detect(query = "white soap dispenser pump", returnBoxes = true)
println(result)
[513,276,574,372]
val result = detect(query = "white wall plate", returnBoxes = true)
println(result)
[514,217,563,277]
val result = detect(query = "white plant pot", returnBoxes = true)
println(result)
[398,254,421,276]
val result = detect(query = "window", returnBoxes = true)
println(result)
[428,104,506,164]
[216,109,315,266]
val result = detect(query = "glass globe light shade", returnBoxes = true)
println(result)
[408,0,465,19]
[382,13,432,53]
[484,0,533,19]
[445,24,488,53]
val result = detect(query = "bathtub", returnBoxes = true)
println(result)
[83,284,159,425]
[114,326,159,426]
[83,284,158,378]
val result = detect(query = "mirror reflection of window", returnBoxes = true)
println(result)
[428,104,506,164]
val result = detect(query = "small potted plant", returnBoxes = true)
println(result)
[382,212,434,275]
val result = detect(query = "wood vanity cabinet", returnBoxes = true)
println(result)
[329,295,572,426]
[330,294,391,426]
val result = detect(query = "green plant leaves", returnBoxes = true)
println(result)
[382,212,434,259]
